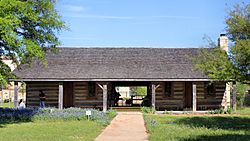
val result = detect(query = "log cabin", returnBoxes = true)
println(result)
[12,34,234,112]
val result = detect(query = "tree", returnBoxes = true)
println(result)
[194,3,250,84]
[130,87,147,96]
[0,0,66,86]
[236,82,249,107]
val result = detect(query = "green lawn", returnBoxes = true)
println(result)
[0,120,103,141]
[236,107,250,115]
[0,102,14,108]
[145,115,250,141]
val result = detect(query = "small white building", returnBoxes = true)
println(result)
[1,57,25,105]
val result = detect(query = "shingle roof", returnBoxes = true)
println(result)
[13,47,209,81]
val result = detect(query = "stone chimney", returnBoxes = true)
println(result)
[218,34,231,110]
[218,34,228,53]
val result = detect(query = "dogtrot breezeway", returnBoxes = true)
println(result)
[108,81,149,112]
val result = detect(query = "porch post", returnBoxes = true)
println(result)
[103,85,107,112]
[232,81,236,111]
[151,84,156,110]
[14,81,18,108]
[58,83,63,109]
[192,83,197,112]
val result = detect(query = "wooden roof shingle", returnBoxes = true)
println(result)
[13,47,209,81]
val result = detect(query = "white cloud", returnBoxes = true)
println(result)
[64,14,134,20]
[63,14,199,21]
[150,15,199,20]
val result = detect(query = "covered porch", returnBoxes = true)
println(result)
[13,80,235,112]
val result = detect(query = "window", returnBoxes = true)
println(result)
[205,82,215,97]
[164,82,172,97]
[88,82,96,97]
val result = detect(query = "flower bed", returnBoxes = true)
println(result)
[0,107,117,125]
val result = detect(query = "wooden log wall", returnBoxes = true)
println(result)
[196,82,226,110]
[26,81,112,108]
[73,82,105,107]
[155,82,184,110]
[155,81,227,111]
[26,82,59,107]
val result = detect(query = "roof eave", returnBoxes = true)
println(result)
[10,78,212,82]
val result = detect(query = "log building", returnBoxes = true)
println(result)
[12,35,233,111]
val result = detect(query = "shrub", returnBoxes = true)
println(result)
[209,107,233,114]
[0,107,117,125]
[0,107,38,122]
[106,109,117,119]
[141,107,156,114]
[33,108,117,125]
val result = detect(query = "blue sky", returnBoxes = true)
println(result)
[55,0,247,48]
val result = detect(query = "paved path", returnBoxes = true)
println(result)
[95,112,148,141]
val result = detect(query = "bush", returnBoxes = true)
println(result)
[0,107,38,122]
[106,109,117,119]
[0,107,117,125]
[141,107,156,114]
[33,108,117,125]
[209,107,233,114]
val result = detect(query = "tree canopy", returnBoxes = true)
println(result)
[194,3,250,84]
[0,0,65,86]
[130,87,147,96]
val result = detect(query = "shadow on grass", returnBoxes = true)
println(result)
[0,107,37,128]
[180,134,250,141]
[0,120,33,128]
[176,116,250,131]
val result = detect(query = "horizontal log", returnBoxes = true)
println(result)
[27,101,58,104]
[173,92,184,95]
[28,83,59,86]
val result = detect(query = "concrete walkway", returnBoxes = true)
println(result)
[95,112,148,141]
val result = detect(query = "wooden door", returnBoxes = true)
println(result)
[63,82,74,108]
[184,82,193,108]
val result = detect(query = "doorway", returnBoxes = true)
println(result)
[63,82,74,108]
[184,82,193,109]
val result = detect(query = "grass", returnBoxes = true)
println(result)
[145,115,250,141]
[0,120,103,141]
[0,102,14,108]
[236,107,250,115]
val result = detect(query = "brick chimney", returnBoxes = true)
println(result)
[218,34,228,53]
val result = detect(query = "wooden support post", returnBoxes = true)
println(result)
[103,85,107,112]
[97,83,108,112]
[192,83,197,112]
[58,83,63,109]
[232,81,236,112]
[151,84,160,110]
[14,81,18,108]
[152,84,156,109]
